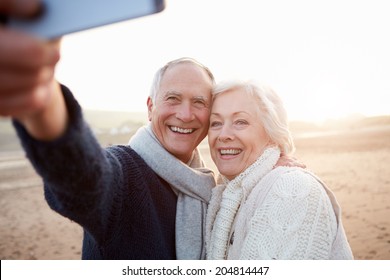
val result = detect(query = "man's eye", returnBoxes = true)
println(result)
[194,100,207,107]
[166,96,179,102]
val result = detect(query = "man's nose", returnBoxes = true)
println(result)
[176,103,195,122]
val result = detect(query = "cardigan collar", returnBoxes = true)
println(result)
[206,146,281,259]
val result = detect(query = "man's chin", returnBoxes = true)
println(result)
[168,146,196,162]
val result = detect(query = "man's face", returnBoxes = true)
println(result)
[147,63,213,162]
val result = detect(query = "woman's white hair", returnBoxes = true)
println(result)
[212,80,295,155]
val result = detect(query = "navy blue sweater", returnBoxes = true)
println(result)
[13,86,177,259]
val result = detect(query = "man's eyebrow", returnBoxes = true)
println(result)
[210,111,250,117]
[164,91,182,96]
[160,91,182,99]
[193,96,209,101]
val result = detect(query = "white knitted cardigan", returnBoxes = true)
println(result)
[205,147,353,259]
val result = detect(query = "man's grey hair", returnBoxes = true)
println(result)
[149,57,215,102]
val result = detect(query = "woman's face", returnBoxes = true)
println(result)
[208,89,271,180]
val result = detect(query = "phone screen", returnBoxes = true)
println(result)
[4,0,165,39]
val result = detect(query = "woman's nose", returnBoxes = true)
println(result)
[218,125,234,142]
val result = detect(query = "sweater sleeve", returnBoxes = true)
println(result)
[12,85,125,242]
[240,169,338,260]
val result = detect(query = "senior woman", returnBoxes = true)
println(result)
[205,80,353,259]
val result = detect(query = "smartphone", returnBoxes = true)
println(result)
[2,0,165,39]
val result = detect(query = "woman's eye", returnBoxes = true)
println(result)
[210,121,222,128]
[235,120,248,125]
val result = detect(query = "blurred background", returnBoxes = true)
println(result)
[1,0,389,259]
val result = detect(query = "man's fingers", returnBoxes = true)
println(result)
[0,65,55,93]
[0,28,60,69]
[0,0,41,18]
[0,84,51,117]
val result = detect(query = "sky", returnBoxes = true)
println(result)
[55,0,390,122]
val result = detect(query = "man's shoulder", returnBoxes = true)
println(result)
[106,145,176,190]
[106,145,150,165]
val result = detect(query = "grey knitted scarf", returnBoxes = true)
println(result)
[128,124,215,259]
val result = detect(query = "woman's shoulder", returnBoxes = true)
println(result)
[267,167,328,199]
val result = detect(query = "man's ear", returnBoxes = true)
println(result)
[147,97,153,121]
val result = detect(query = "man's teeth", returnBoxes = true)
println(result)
[220,149,241,155]
[170,126,194,134]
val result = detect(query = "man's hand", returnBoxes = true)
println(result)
[0,0,41,17]
[0,30,61,118]
[0,0,67,140]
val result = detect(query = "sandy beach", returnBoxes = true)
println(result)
[1,120,389,260]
